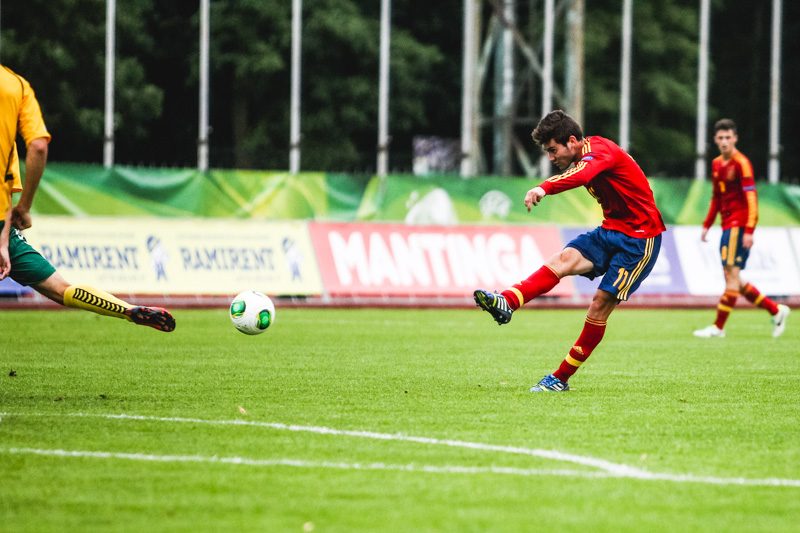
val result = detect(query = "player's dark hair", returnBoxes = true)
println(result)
[714,118,737,134]
[531,110,584,146]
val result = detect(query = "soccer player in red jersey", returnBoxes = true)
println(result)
[474,110,666,392]
[693,119,789,338]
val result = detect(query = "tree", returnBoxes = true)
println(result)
[1,0,798,181]
[1,0,163,164]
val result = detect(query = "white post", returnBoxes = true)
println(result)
[103,0,116,168]
[460,0,477,177]
[290,0,302,174]
[502,1,514,176]
[198,0,210,172]
[768,0,782,184]
[565,0,585,126]
[377,0,391,177]
[538,0,554,178]
[494,0,514,176]
[694,0,710,181]
[619,0,632,151]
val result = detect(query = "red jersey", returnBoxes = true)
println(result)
[703,150,757,234]
[538,136,665,238]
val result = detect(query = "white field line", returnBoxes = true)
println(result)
[2,412,800,488]
[1,411,648,476]
[3,447,598,479]
[3,447,800,488]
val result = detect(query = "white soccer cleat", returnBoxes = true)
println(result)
[772,304,791,338]
[693,324,725,338]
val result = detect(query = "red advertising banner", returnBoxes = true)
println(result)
[309,222,574,297]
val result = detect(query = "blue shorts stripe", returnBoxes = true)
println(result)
[566,227,662,302]
[618,237,655,300]
[719,227,749,269]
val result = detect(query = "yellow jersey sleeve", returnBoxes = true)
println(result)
[0,67,50,213]
[18,76,50,146]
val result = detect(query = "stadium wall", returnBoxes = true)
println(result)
[3,217,799,309]
[3,165,800,307]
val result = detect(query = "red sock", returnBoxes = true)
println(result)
[714,290,739,329]
[741,283,779,315]
[501,266,560,310]
[553,317,606,382]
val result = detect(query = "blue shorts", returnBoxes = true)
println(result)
[719,227,750,269]
[566,227,662,301]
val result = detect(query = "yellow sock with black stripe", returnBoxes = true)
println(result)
[63,285,132,321]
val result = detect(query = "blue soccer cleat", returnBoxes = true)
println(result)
[473,289,513,325]
[530,374,570,392]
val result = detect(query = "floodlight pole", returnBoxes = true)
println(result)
[768,0,782,184]
[565,0,585,127]
[538,0,555,178]
[103,0,116,168]
[460,0,479,177]
[619,0,632,152]
[198,0,210,172]
[289,0,302,174]
[694,0,710,181]
[377,0,391,177]
[493,0,514,176]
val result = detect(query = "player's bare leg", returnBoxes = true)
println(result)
[32,272,175,332]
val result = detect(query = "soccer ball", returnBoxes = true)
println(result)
[229,290,276,335]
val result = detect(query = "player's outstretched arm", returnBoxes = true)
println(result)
[0,206,12,279]
[524,186,547,212]
[0,242,10,280]
[12,137,48,230]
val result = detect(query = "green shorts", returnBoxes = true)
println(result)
[1,221,56,286]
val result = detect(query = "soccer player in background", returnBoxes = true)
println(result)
[474,110,665,392]
[0,64,175,332]
[693,118,789,338]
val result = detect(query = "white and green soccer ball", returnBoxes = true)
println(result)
[229,290,276,335]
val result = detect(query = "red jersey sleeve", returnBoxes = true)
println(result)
[703,160,721,229]
[538,146,614,195]
[736,156,758,234]
[532,136,664,238]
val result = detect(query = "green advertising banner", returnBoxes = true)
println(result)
[24,164,800,226]
[29,164,367,220]
[356,174,602,225]
[357,175,800,227]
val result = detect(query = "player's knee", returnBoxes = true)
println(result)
[588,291,616,319]
[547,248,583,275]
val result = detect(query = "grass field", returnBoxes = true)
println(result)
[2,306,799,532]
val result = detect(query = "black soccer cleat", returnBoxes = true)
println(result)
[127,306,176,332]
[473,289,513,325]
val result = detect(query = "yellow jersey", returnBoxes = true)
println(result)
[0,65,51,213]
